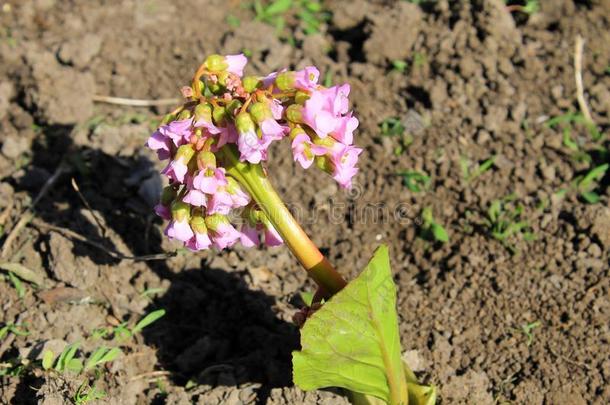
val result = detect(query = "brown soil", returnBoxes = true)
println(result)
[1,0,609,404]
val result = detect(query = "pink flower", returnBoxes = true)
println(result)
[225,54,248,77]
[302,92,340,138]
[211,221,241,249]
[207,190,234,215]
[269,99,284,120]
[159,118,193,146]
[237,128,273,164]
[260,118,286,141]
[320,84,350,116]
[154,204,171,220]
[187,230,212,251]
[291,133,326,169]
[147,131,172,160]
[161,160,189,183]
[182,189,207,207]
[294,66,319,91]
[333,114,359,145]
[161,145,195,183]
[193,168,227,194]
[165,218,194,243]
[330,144,362,189]
[240,224,259,248]
[214,125,239,150]
[264,223,283,247]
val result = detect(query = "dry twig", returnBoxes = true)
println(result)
[92,95,180,107]
[574,35,593,123]
[30,219,176,261]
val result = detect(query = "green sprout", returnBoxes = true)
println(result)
[379,117,413,155]
[226,14,240,28]
[420,207,449,243]
[515,321,541,346]
[0,323,29,340]
[545,111,601,142]
[391,60,407,73]
[574,163,608,204]
[397,171,430,192]
[252,0,330,41]
[74,381,106,405]
[460,155,496,183]
[505,0,539,15]
[484,196,535,252]
[92,309,166,341]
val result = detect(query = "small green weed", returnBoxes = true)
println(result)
[420,207,449,243]
[379,117,413,155]
[483,196,535,252]
[397,171,430,192]
[460,155,496,183]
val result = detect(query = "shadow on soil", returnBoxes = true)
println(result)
[13,124,299,402]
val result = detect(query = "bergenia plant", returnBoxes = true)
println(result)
[147,54,436,405]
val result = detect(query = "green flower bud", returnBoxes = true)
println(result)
[226,99,243,116]
[189,214,208,234]
[205,213,228,231]
[276,71,295,91]
[207,82,223,94]
[161,113,176,125]
[194,103,213,123]
[212,104,227,126]
[249,102,271,123]
[285,104,303,123]
[177,109,191,120]
[204,54,228,71]
[241,205,260,226]
[242,76,260,93]
[171,201,191,222]
[315,155,333,174]
[160,186,177,206]
[176,144,195,162]
[217,71,229,86]
[235,112,255,133]
[295,91,310,105]
[289,126,306,140]
[197,150,216,169]
[226,177,242,195]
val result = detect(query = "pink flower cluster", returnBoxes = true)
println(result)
[147,54,361,251]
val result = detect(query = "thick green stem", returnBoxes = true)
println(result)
[218,145,347,296]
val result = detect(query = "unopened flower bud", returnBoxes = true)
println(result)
[285,104,303,123]
[171,201,191,222]
[197,150,216,170]
[289,126,306,140]
[160,186,177,206]
[177,109,192,120]
[225,177,242,195]
[194,103,213,123]
[217,71,230,86]
[175,144,195,162]
[276,71,295,91]
[242,76,260,93]
[204,54,228,72]
[189,214,208,234]
[315,155,333,174]
[161,113,176,125]
[295,91,310,105]
[235,112,255,133]
[226,99,243,116]
[205,213,227,232]
[212,104,227,125]
[207,81,223,94]
[249,102,272,124]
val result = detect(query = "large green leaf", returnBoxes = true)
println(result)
[292,245,408,404]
